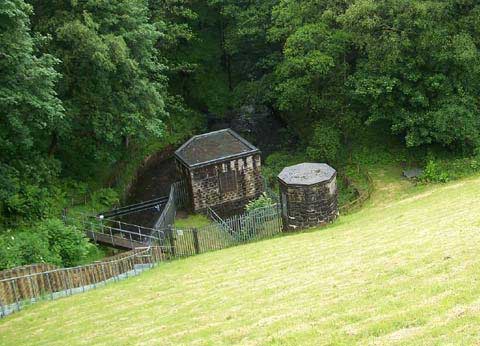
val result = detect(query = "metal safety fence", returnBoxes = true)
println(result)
[172,204,283,257]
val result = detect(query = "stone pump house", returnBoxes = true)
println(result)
[278,163,339,231]
[175,129,264,215]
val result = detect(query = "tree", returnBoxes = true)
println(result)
[343,0,480,149]
[29,0,168,174]
[148,0,204,144]
[0,0,64,226]
[272,21,351,138]
[0,0,64,164]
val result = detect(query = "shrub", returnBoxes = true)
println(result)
[0,159,65,229]
[0,229,60,270]
[0,218,91,270]
[420,160,450,183]
[306,122,342,163]
[91,188,119,210]
[3,184,57,222]
[40,219,92,267]
[245,193,275,212]
[417,154,480,183]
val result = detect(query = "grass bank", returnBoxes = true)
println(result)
[1,166,480,345]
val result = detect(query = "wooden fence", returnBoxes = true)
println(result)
[0,263,60,281]
[2,171,369,318]
[339,165,374,214]
[1,197,282,318]
[0,246,166,318]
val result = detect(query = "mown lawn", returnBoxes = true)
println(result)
[2,168,480,345]
[175,213,212,229]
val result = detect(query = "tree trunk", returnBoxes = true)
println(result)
[48,131,58,157]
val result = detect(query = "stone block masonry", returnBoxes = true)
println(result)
[278,163,339,231]
[179,154,264,216]
[174,129,264,216]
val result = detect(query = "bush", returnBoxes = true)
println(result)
[306,122,342,163]
[420,160,450,183]
[245,193,275,212]
[0,162,65,229]
[91,188,119,210]
[418,154,480,184]
[0,218,91,270]
[262,151,308,188]
[40,219,91,267]
[0,231,54,270]
[3,184,59,222]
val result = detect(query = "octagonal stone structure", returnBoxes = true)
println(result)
[278,163,338,231]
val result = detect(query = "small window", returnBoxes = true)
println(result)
[219,170,237,194]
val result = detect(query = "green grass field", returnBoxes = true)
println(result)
[2,166,480,345]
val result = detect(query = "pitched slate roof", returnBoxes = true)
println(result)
[175,129,259,168]
[278,163,336,185]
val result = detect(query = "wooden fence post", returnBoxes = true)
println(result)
[193,228,200,254]
[29,275,37,301]
[60,271,67,294]
[101,263,107,284]
[79,268,86,292]
[132,255,137,276]
[45,273,54,300]
[168,229,176,258]
[0,296,5,318]
[11,281,20,311]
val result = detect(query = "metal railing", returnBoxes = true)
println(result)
[154,180,188,231]
[0,263,60,281]
[173,204,283,256]
[64,212,166,249]
[2,204,283,318]
[154,189,176,231]
[98,196,169,218]
[207,206,234,234]
[262,175,280,202]
[1,182,286,318]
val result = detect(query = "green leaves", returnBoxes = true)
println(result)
[343,0,480,148]
[0,219,91,269]
[263,0,480,151]
[306,121,342,163]
[270,12,351,137]
[0,0,64,158]
[245,193,275,212]
[15,0,176,183]
[0,0,65,231]
[5,0,480,268]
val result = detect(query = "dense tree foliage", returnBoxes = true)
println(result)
[204,0,480,152]
[29,0,168,172]
[0,0,198,268]
[2,0,480,268]
[344,0,480,148]
[0,0,64,226]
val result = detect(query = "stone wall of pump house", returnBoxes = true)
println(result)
[280,175,338,231]
[184,154,264,213]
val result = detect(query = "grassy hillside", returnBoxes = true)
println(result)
[2,166,480,345]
